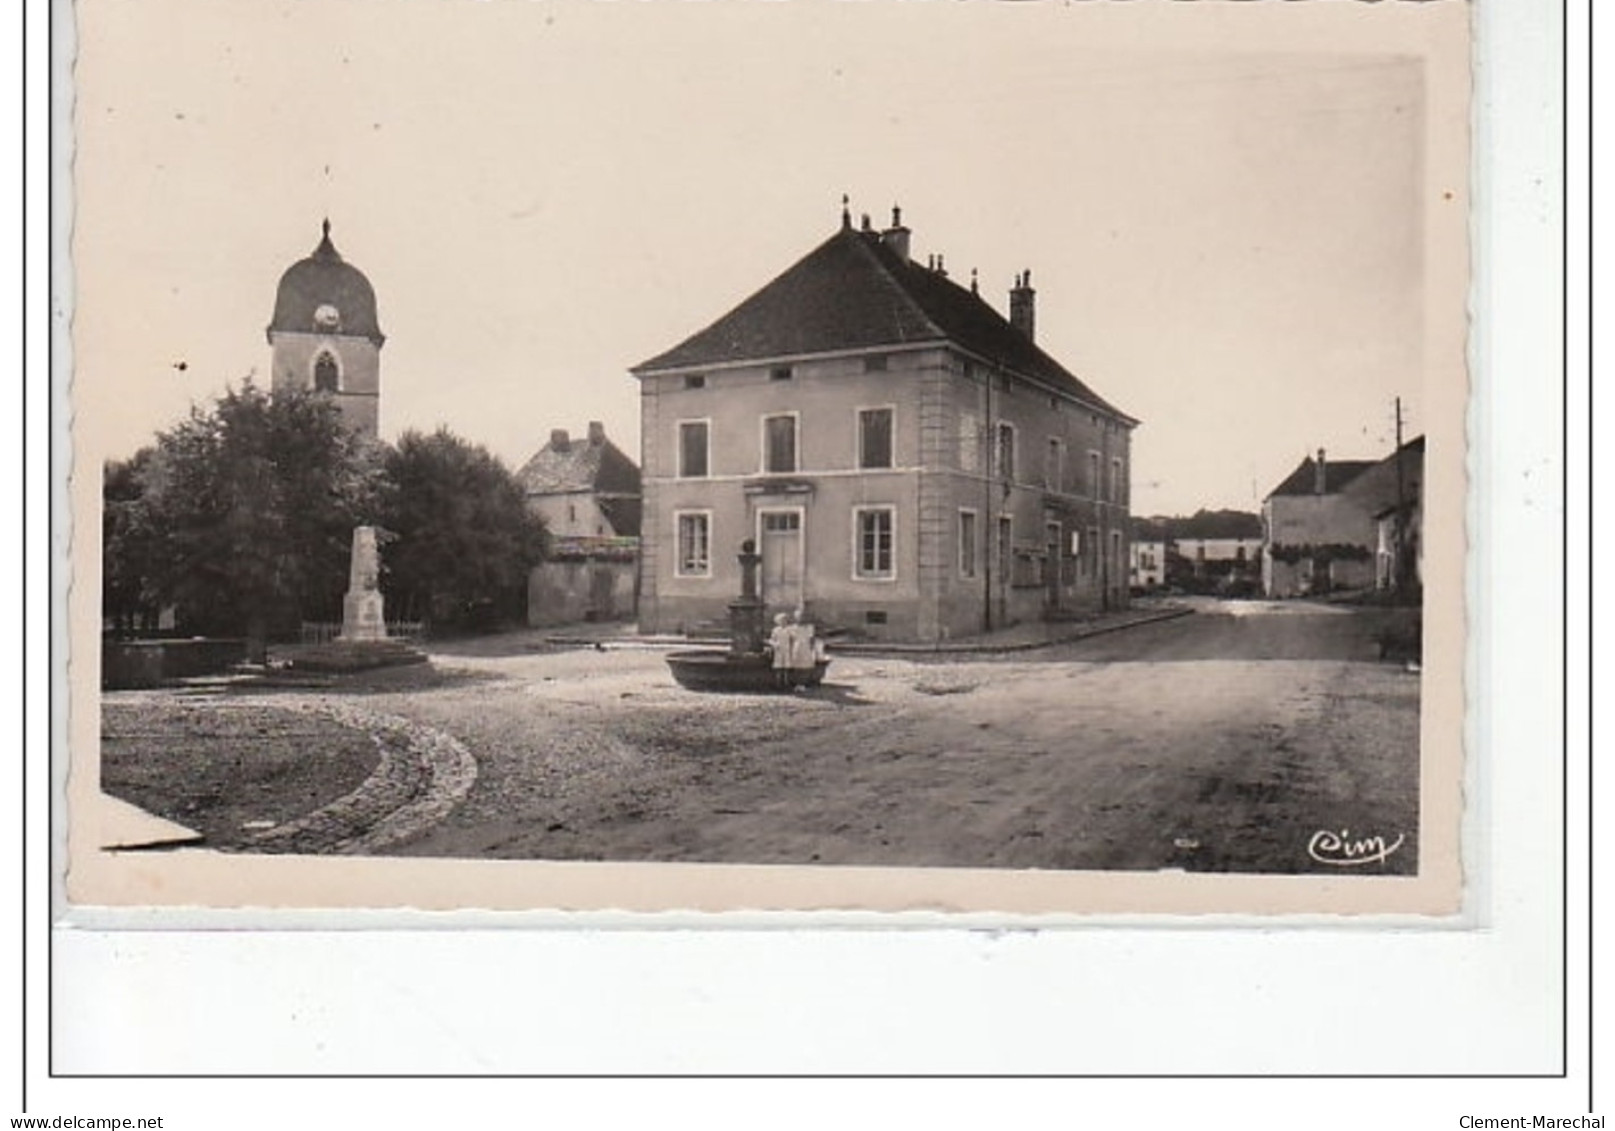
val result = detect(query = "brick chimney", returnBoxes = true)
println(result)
[1010,270,1035,341]
[550,428,569,450]
[880,205,910,262]
[588,421,606,446]
[1313,448,1327,494]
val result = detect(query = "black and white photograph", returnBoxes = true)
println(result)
[70,0,1470,916]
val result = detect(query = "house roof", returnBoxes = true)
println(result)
[632,223,1134,422]
[1133,510,1262,542]
[1131,517,1171,543]
[1268,435,1426,503]
[517,430,640,504]
[1266,457,1378,499]
[1169,510,1264,540]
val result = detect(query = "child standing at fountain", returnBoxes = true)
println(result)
[768,612,793,689]
[787,608,818,692]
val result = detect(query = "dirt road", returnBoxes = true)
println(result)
[101,601,1420,874]
[356,601,1419,874]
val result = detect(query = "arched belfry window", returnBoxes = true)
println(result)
[313,351,340,393]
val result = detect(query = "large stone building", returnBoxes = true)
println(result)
[267,220,385,437]
[631,206,1139,642]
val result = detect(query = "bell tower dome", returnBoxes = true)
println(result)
[266,220,385,437]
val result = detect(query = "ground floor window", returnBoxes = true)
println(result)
[675,511,711,576]
[854,506,895,580]
[958,509,978,578]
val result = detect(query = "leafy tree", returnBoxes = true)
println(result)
[379,428,547,627]
[102,447,164,635]
[118,380,385,655]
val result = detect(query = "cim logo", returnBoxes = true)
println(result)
[1306,828,1406,867]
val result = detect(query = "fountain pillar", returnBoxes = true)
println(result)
[728,539,766,656]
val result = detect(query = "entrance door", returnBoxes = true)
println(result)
[758,509,804,613]
[1044,520,1062,612]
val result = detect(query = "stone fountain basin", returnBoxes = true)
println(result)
[665,650,829,693]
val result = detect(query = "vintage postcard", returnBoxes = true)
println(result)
[65,0,1472,915]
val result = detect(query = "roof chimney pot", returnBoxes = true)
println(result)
[880,203,911,262]
[588,421,606,446]
[550,428,570,449]
[1314,448,1328,494]
[1009,269,1036,341]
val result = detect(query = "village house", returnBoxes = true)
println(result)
[516,421,642,626]
[1133,510,1263,593]
[1168,510,1264,591]
[1130,518,1169,591]
[631,205,1139,642]
[1261,440,1421,597]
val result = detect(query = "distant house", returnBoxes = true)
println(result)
[630,205,1139,641]
[1169,509,1264,589]
[1131,510,1261,593]
[516,421,642,625]
[1262,441,1421,597]
[1130,518,1169,590]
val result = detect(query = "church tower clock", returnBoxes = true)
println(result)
[266,220,385,438]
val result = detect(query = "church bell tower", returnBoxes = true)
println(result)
[266,220,385,437]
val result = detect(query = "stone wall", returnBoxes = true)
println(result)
[527,559,638,627]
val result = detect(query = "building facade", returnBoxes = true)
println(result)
[516,421,642,626]
[267,220,385,438]
[632,208,1138,642]
[1262,442,1422,598]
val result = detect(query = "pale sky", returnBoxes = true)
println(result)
[72,0,1449,516]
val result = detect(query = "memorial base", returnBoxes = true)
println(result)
[290,639,428,674]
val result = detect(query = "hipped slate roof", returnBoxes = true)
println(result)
[632,224,1134,422]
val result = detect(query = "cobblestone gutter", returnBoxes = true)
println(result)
[250,700,477,854]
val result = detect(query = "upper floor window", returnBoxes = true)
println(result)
[1088,451,1102,499]
[678,420,709,478]
[1111,457,1124,504]
[770,365,794,382]
[1045,438,1064,492]
[859,408,894,470]
[864,354,889,373]
[313,351,339,393]
[958,411,981,473]
[683,374,706,390]
[995,422,1017,481]
[763,413,797,473]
